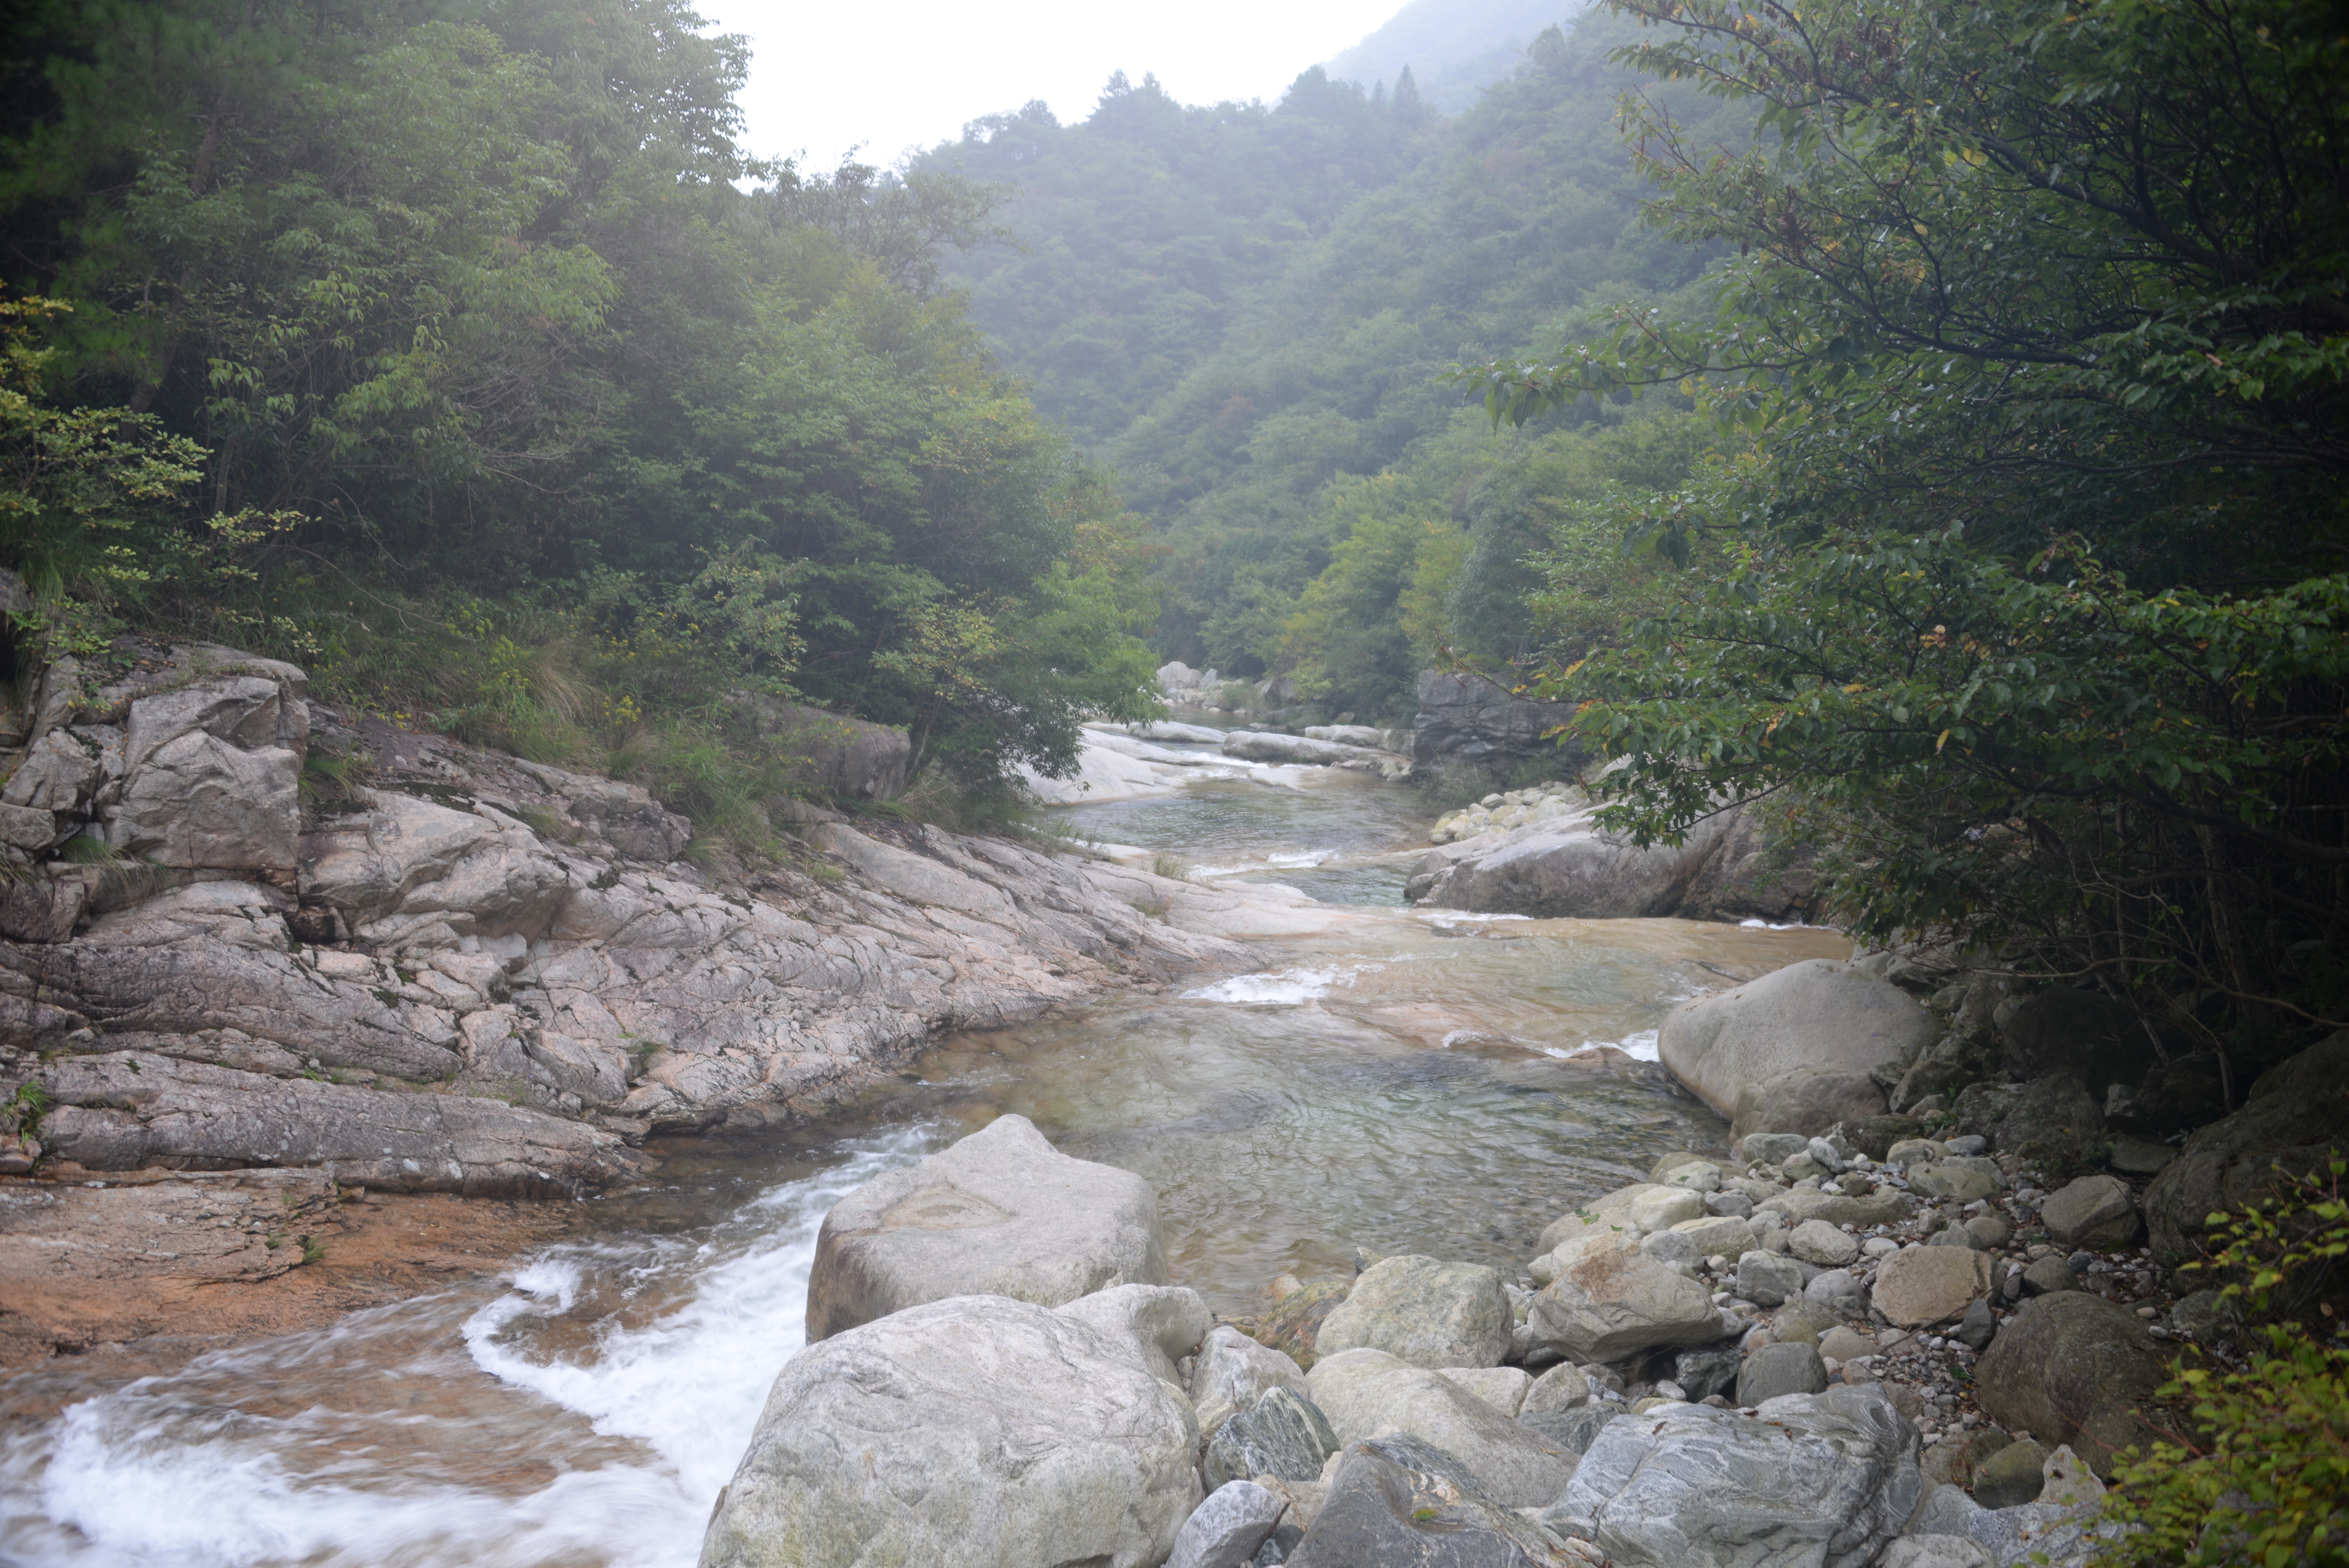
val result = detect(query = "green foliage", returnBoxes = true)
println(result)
[1463,0,2349,1035]
[2095,1161,2349,1568]
[920,13,1751,714]
[1,0,1159,806]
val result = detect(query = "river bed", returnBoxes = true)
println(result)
[0,750,1845,1568]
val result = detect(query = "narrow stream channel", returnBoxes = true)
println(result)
[0,748,1846,1567]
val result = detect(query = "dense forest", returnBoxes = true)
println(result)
[919,12,1747,723]
[0,0,1159,830]
[3,0,2344,1051]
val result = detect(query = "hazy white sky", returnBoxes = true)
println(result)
[698,0,1411,173]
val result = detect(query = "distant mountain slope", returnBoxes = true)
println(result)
[1323,0,1591,110]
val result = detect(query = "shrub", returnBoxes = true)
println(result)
[2092,1158,2349,1568]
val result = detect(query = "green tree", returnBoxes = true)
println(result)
[1466,0,2349,1051]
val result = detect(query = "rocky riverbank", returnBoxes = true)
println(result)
[690,969,2349,1567]
[0,640,1345,1363]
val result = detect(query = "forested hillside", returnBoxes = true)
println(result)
[1324,0,1583,112]
[0,0,1158,821]
[924,12,1749,724]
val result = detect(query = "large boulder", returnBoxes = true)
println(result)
[1413,809,1744,919]
[2037,1176,2142,1252]
[1303,1349,1579,1508]
[740,698,911,801]
[1954,1076,2105,1178]
[1660,960,1934,1131]
[2141,1031,2349,1262]
[699,1294,1201,1568]
[1974,1292,2170,1477]
[1410,670,1581,769]
[100,675,308,872]
[1527,1231,1729,1362]
[805,1114,1167,1341]
[1312,1255,1512,1369]
[1732,1069,1895,1146]
[1286,1435,1574,1568]
[1543,1384,1923,1568]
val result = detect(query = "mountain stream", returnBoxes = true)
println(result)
[0,732,1846,1566]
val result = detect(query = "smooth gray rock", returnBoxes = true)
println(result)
[1871,1246,1992,1327]
[1789,1219,1861,1267]
[1952,1298,1998,1353]
[1221,731,1391,766]
[1,880,465,1080]
[1410,671,1581,768]
[107,677,303,872]
[1191,1324,1310,1437]
[1435,1365,1531,1416]
[2,731,100,813]
[2021,1257,2080,1296]
[1954,1076,2104,1177]
[1285,1435,1570,1568]
[1529,1232,1730,1361]
[1803,1269,1868,1313]
[1303,1349,1577,1508]
[1520,1362,1592,1415]
[1738,1249,1807,1307]
[1969,1438,2049,1509]
[1910,1160,2003,1204]
[1741,1132,1813,1167]
[1732,1069,1896,1146]
[700,1294,1201,1568]
[1880,1536,1991,1568]
[1168,1480,1289,1568]
[806,1114,1167,1341]
[1974,1293,2168,1477]
[1056,1283,1213,1384]
[1312,1254,1512,1369]
[1907,1484,2107,1568]
[1204,1387,1341,1489]
[1660,960,1933,1124]
[1648,1214,1754,1264]
[2038,1176,2142,1252]
[1544,1383,1923,1568]
[1414,807,1748,920]
[1737,1342,1829,1406]
[2165,1286,2239,1341]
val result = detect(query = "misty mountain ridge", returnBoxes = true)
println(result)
[1323,0,1593,111]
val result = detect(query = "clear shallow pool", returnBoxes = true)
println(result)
[0,763,1847,1568]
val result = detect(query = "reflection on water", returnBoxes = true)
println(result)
[0,761,1850,1567]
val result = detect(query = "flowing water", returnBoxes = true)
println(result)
[0,750,1846,1567]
